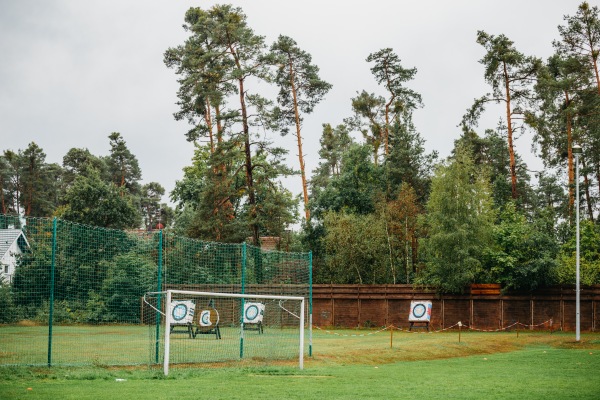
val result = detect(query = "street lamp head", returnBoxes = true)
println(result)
[572,144,582,155]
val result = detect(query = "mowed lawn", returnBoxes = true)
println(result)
[1,327,599,399]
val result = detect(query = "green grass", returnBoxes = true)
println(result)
[1,328,599,399]
[0,324,303,366]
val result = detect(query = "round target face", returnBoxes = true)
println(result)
[201,311,211,326]
[245,304,259,321]
[412,303,426,319]
[172,304,188,322]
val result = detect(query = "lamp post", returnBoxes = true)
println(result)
[572,144,582,341]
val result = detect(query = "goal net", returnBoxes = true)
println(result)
[145,289,305,375]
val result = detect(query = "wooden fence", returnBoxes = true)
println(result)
[312,284,600,331]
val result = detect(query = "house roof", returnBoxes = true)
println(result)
[0,229,29,259]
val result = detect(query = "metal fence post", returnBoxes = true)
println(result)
[154,230,163,364]
[47,217,57,367]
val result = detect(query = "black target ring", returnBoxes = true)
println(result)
[245,304,259,321]
[172,303,188,322]
[412,303,427,319]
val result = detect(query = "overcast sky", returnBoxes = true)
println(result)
[0,0,587,206]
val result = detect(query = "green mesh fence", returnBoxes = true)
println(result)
[0,214,311,367]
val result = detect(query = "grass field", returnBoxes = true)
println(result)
[1,327,599,399]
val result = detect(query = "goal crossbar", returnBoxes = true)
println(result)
[152,290,305,375]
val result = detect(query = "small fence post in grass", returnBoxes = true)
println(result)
[458,321,462,343]
[390,325,393,348]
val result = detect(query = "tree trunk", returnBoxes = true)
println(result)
[589,37,600,93]
[581,158,595,222]
[411,235,418,275]
[288,62,310,221]
[215,104,223,145]
[0,187,6,214]
[593,56,600,94]
[384,101,392,157]
[566,91,574,218]
[227,41,259,246]
[503,61,518,199]
[239,78,258,245]
[205,99,215,153]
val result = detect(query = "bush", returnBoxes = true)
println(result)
[0,282,18,323]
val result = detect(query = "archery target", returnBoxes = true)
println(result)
[243,302,265,324]
[409,301,432,322]
[170,300,195,324]
[198,308,219,327]
[199,310,212,327]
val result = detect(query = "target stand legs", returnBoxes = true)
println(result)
[243,321,263,334]
[408,322,429,332]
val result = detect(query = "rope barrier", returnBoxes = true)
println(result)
[463,319,553,332]
[314,319,554,337]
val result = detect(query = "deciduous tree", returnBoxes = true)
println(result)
[420,143,495,293]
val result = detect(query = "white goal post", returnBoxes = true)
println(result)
[149,289,305,375]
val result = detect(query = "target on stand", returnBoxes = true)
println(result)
[170,300,195,325]
[198,309,219,327]
[409,301,432,322]
[243,302,265,324]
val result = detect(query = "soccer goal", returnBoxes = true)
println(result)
[144,289,305,375]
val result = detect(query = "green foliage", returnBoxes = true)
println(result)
[386,119,436,203]
[268,35,332,134]
[1,143,61,217]
[310,123,353,192]
[321,211,390,284]
[106,132,141,196]
[556,219,600,284]
[484,203,559,291]
[0,281,18,323]
[420,144,496,293]
[386,183,423,283]
[311,143,384,218]
[59,169,140,229]
[166,5,301,244]
[140,182,165,230]
[348,90,386,163]
[62,148,109,186]
[456,129,534,210]
[100,252,156,323]
[556,2,600,76]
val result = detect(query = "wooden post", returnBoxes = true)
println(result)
[500,299,504,329]
[442,298,445,330]
[470,299,474,330]
[458,321,462,342]
[390,326,393,348]
[530,299,534,331]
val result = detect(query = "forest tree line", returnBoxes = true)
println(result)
[2,2,600,294]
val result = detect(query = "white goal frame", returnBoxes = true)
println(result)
[152,289,305,375]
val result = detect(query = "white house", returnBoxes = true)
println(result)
[0,229,29,284]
